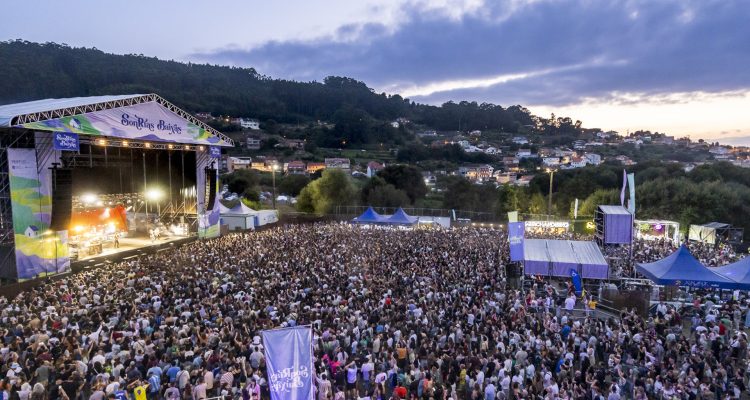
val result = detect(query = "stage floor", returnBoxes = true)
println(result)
[74,235,188,261]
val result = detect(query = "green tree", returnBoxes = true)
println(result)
[376,165,428,204]
[366,183,410,207]
[296,169,356,214]
[278,174,310,197]
[221,169,259,199]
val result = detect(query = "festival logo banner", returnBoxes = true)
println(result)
[508,222,525,261]
[209,146,221,158]
[262,326,314,400]
[7,149,70,280]
[17,101,232,147]
[53,132,80,151]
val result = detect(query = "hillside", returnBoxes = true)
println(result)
[0,40,581,146]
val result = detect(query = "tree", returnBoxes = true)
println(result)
[366,184,410,207]
[278,174,310,197]
[376,165,427,204]
[296,169,356,214]
[221,169,259,199]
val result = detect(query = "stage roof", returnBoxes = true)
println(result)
[0,93,233,147]
[636,245,737,289]
[598,205,631,215]
[523,239,609,279]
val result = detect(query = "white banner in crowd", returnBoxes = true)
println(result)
[262,326,314,400]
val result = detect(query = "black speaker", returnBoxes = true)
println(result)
[50,168,73,231]
[205,168,218,210]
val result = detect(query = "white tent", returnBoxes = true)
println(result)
[220,202,259,231]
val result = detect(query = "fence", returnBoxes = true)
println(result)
[333,205,498,222]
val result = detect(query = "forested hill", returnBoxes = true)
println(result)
[0,40,552,135]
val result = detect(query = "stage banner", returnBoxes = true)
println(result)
[53,132,79,151]
[620,169,627,206]
[262,326,314,400]
[7,148,70,280]
[17,101,232,147]
[508,222,525,262]
[627,173,636,214]
[209,146,221,158]
[570,269,583,296]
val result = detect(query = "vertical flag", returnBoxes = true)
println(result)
[573,199,579,220]
[262,326,314,400]
[570,269,583,297]
[627,173,636,214]
[508,222,525,261]
[620,169,627,207]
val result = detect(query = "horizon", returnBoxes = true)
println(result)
[1,0,748,143]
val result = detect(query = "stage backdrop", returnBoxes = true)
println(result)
[17,101,231,146]
[262,326,314,400]
[7,148,70,280]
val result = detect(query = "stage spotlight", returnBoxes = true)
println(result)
[168,144,174,149]
[145,142,152,148]
[81,193,98,204]
[145,188,165,201]
[97,139,106,146]
[198,146,205,151]
[123,141,129,147]
[72,225,85,233]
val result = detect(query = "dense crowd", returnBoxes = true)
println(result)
[0,224,748,400]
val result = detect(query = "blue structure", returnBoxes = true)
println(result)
[713,257,750,290]
[351,207,386,224]
[636,245,737,289]
[383,208,418,225]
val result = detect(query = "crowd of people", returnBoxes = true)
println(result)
[0,223,748,400]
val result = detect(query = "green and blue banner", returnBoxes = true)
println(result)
[7,148,70,279]
[17,101,231,147]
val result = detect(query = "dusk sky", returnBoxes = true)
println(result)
[2,0,748,143]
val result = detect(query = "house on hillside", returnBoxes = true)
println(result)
[366,161,385,177]
[325,158,351,171]
[227,157,253,172]
[286,160,306,174]
[240,118,260,130]
[307,162,326,174]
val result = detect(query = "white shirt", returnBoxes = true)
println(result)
[565,297,576,311]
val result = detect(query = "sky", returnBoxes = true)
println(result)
[1,0,749,143]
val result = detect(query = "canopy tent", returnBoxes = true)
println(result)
[522,239,610,279]
[636,245,737,289]
[384,208,418,225]
[219,202,258,216]
[220,202,259,231]
[712,257,750,290]
[351,207,386,224]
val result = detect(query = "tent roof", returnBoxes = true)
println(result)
[636,245,737,289]
[523,239,550,263]
[713,256,750,290]
[598,205,631,215]
[220,202,258,216]
[701,222,730,229]
[0,93,233,146]
[352,207,385,224]
[571,241,608,267]
[384,208,417,225]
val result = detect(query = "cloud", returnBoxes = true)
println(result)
[191,0,750,108]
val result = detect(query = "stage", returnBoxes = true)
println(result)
[73,234,190,261]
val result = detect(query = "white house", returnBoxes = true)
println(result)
[457,140,471,148]
[25,225,40,238]
[390,121,400,128]
[542,157,561,167]
[512,136,529,145]
[484,146,501,155]
[516,149,533,158]
[568,156,588,168]
[240,118,260,130]
[227,157,253,172]
[584,153,602,165]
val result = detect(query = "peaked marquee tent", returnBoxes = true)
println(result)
[384,208,418,225]
[352,207,386,224]
[636,245,737,289]
[712,257,750,290]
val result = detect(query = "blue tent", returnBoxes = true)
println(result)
[713,257,750,290]
[351,207,386,224]
[636,245,737,289]
[384,208,417,225]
